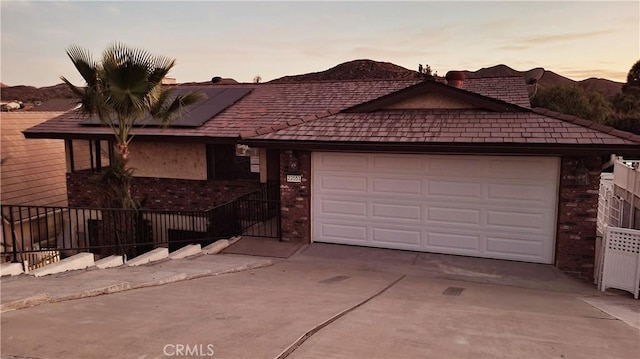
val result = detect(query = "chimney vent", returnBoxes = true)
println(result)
[445,71,465,88]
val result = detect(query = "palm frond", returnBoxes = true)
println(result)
[65,45,98,87]
[59,76,90,111]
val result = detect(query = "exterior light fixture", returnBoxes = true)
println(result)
[288,151,299,173]
[575,160,589,186]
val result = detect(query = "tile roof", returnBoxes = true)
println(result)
[22,76,638,150]
[24,79,422,140]
[461,76,531,108]
[532,107,640,143]
[31,98,79,112]
[252,109,640,146]
[23,77,530,140]
[1,112,68,207]
[462,76,531,108]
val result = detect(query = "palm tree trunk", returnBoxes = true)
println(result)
[99,142,137,257]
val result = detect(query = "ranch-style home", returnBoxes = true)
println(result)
[23,72,640,280]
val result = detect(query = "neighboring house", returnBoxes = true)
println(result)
[595,159,639,297]
[31,98,79,112]
[23,74,640,280]
[1,111,69,262]
[599,159,640,231]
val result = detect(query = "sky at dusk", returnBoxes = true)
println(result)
[1,1,638,87]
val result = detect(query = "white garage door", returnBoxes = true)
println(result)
[312,153,559,264]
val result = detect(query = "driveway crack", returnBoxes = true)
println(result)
[275,274,406,359]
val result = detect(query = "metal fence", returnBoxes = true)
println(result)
[1,183,280,266]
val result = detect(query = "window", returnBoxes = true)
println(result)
[206,144,258,180]
[66,139,112,173]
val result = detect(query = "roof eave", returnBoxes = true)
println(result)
[239,139,639,156]
[22,131,241,144]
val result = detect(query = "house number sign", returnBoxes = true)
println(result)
[286,174,302,183]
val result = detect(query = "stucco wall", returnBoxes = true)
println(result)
[128,142,206,180]
[385,92,475,109]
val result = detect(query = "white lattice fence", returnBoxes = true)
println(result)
[600,226,640,299]
[597,175,622,236]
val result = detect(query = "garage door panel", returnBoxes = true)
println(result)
[486,210,548,232]
[372,177,422,195]
[426,206,481,226]
[372,227,421,246]
[427,180,483,199]
[319,223,367,241]
[428,157,485,175]
[426,231,481,252]
[319,175,367,192]
[486,236,546,261]
[487,182,555,205]
[372,203,422,221]
[319,154,368,170]
[373,155,423,172]
[312,152,558,264]
[321,199,367,217]
[488,158,558,180]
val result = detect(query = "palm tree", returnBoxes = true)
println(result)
[62,43,202,209]
[61,43,203,256]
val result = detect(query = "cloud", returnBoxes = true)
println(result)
[348,46,437,60]
[520,29,617,44]
[494,44,531,51]
[557,68,627,82]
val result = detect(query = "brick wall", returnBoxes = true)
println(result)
[555,156,601,281]
[67,171,261,211]
[279,150,311,242]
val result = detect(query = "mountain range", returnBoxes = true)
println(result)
[270,60,623,98]
[0,60,623,102]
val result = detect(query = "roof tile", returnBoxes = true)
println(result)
[2,112,69,207]
[253,109,639,146]
[23,79,639,148]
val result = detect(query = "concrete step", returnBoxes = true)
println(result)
[126,248,168,266]
[0,262,25,277]
[95,255,125,269]
[169,244,202,260]
[30,253,95,277]
[203,236,241,254]
[202,240,229,255]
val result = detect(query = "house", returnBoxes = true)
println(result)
[1,111,70,263]
[31,98,79,112]
[611,159,639,229]
[23,73,640,280]
[597,158,639,233]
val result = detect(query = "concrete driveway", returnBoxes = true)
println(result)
[1,243,639,359]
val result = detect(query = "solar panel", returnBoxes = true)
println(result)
[80,87,252,128]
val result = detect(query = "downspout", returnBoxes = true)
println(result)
[630,162,638,228]
[602,154,618,171]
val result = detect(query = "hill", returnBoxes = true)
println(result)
[463,65,622,98]
[270,59,423,83]
[2,61,624,102]
[1,83,73,102]
[272,61,623,98]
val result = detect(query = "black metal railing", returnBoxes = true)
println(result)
[1,183,281,265]
[230,182,281,239]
